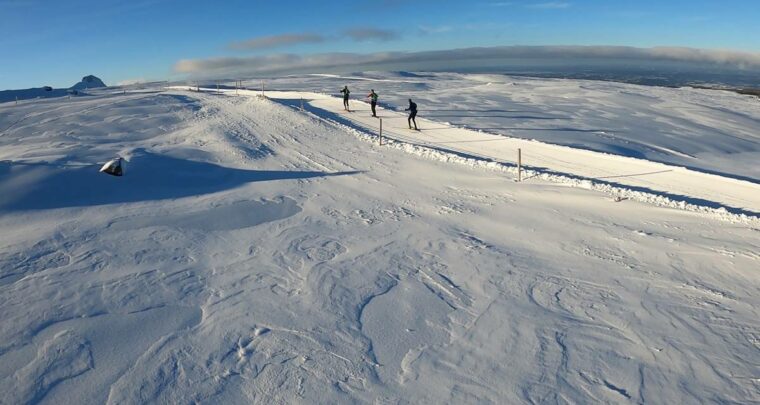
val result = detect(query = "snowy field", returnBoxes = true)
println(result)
[1,76,759,403]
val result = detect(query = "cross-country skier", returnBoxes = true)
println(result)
[367,89,379,117]
[405,99,418,130]
[340,86,350,111]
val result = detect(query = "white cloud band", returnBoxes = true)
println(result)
[174,45,760,77]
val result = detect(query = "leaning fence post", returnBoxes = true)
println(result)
[379,118,383,146]
[518,148,522,182]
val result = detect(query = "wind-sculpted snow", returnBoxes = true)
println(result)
[108,197,301,232]
[0,330,93,404]
[1,82,759,403]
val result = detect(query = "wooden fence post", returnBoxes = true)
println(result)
[379,118,383,146]
[518,148,522,182]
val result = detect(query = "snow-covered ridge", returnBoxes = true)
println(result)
[170,86,760,223]
[0,75,107,103]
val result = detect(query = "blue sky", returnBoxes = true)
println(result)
[1,0,759,89]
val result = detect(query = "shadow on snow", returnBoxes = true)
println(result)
[0,151,360,211]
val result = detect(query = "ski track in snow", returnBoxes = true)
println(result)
[236,87,760,224]
[1,76,759,403]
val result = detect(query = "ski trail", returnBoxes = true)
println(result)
[243,89,760,219]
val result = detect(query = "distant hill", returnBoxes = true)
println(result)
[71,75,106,90]
[737,88,760,98]
[0,87,69,103]
[0,75,106,103]
[689,85,760,99]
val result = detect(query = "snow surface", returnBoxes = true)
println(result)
[260,72,760,183]
[174,83,760,222]
[1,76,760,403]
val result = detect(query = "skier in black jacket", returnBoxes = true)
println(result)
[340,86,350,111]
[405,99,418,130]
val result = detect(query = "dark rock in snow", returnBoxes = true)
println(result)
[70,75,106,90]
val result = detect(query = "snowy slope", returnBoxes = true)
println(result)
[260,72,760,183]
[182,87,760,220]
[1,82,759,404]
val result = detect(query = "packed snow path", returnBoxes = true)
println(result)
[258,90,760,216]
